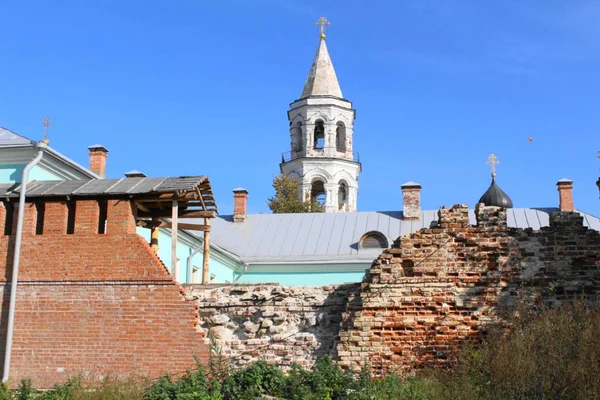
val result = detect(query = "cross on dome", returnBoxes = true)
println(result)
[486,153,499,177]
[315,16,330,40]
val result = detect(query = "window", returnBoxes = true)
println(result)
[338,181,348,211]
[311,179,326,204]
[336,122,346,151]
[313,120,325,149]
[359,231,389,249]
[292,121,303,152]
[192,267,200,283]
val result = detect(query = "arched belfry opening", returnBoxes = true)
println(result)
[292,121,303,152]
[338,180,348,211]
[311,179,326,204]
[336,122,346,152]
[313,120,325,149]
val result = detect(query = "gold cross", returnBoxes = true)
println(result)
[315,16,330,40]
[42,116,52,143]
[486,153,499,177]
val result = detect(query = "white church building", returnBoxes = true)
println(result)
[280,22,361,213]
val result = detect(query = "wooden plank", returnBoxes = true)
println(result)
[136,202,151,212]
[150,217,159,254]
[195,187,207,211]
[137,210,217,219]
[202,218,211,284]
[137,220,210,231]
[171,200,178,282]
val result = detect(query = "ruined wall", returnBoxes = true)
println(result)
[0,199,208,388]
[337,205,600,375]
[182,206,600,376]
[185,284,359,369]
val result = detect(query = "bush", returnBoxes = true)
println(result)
[145,364,221,400]
[446,301,600,400]
[221,361,286,400]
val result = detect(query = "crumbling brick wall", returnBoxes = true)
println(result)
[185,284,359,370]
[336,204,600,375]
[0,199,208,388]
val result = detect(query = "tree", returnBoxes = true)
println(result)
[267,175,324,214]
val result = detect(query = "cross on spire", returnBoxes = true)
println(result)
[315,16,330,40]
[41,116,52,144]
[486,153,499,177]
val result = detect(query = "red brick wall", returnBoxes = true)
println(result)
[0,199,208,388]
[337,204,600,375]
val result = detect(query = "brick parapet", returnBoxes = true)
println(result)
[0,197,208,388]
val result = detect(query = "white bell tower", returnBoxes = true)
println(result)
[280,17,361,213]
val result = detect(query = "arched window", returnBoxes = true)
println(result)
[292,121,303,152]
[336,122,346,151]
[313,120,325,149]
[311,179,326,204]
[359,231,389,250]
[338,181,348,210]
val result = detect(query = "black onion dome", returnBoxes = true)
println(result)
[478,177,513,208]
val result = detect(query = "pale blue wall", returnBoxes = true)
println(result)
[0,163,60,184]
[136,227,236,283]
[234,268,367,286]
[31,165,61,181]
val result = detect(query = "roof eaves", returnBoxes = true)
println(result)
[43,146,99,179]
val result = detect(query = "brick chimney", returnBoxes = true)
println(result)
[233,188,248,222]
[557,179,574,212]
[401,182,421,220]
[88,145,109,178]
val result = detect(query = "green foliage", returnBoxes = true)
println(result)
[267,175,324,214]
[0,382,11,400]
[15,380,35,400]
[145,365,221,400]
[221,361,286,400]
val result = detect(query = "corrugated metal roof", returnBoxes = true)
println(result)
[1,176,209,198]
[191,208,600,264]
[0,127,36,147]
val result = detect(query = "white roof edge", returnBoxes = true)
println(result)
[43,146,100,179]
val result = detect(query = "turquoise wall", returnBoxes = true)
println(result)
[136,227,236,283]
[234,268,367,286]
[0,163,60,184]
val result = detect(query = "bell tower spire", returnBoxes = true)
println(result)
[280,18,361,213]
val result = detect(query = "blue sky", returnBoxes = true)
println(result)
[1,0,599,216]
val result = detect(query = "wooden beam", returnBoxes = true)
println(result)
[202,218,211,284]
[195,187,207,211]
[171,200,178,282]
[136,220,210,231]
[137,209,216,219]
[136,202,151,212]
[150,217,159,254]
